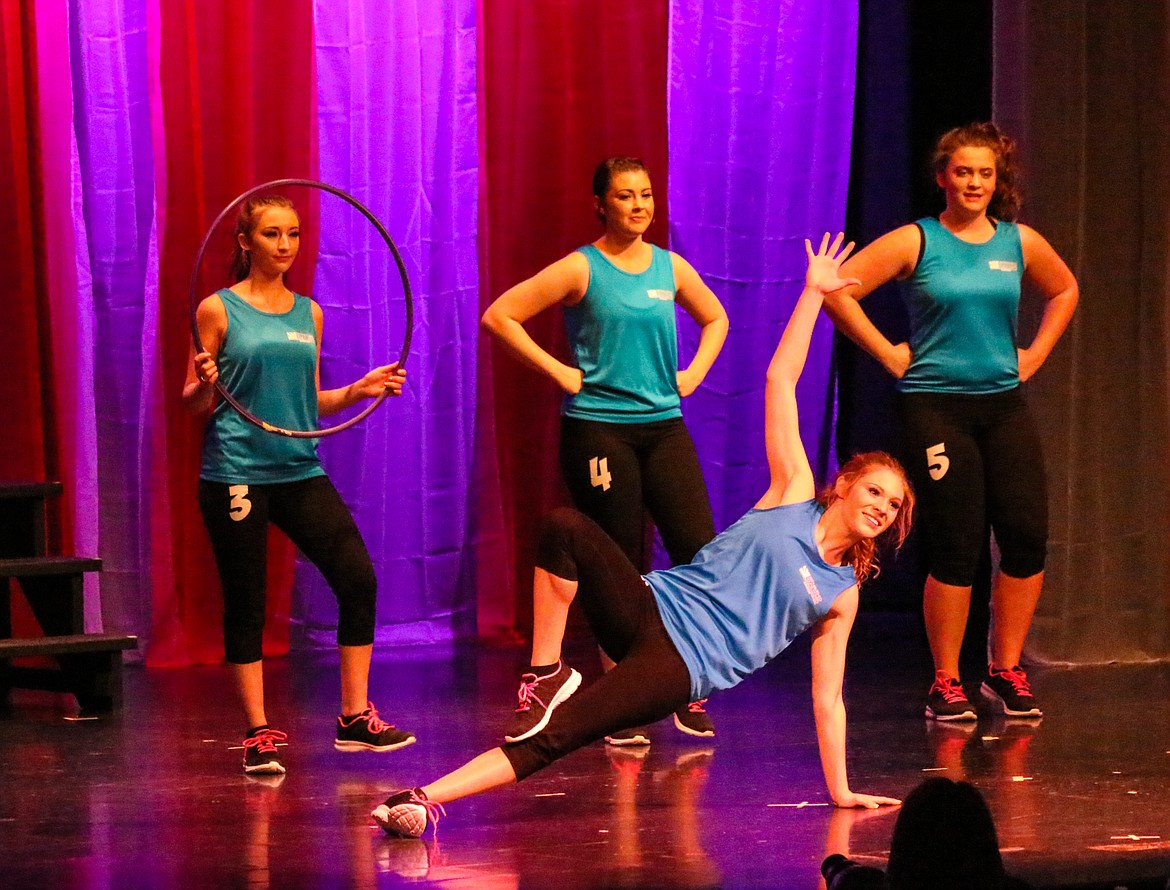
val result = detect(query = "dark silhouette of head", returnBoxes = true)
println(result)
[886,778,1007,890]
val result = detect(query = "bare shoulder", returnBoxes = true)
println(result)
[840,224,922,292]
[1015,222,1051,254]
[196,292,228,322]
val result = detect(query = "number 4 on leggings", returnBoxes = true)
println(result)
[589,457,612,491]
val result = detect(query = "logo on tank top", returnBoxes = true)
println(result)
[987,260,1018,272]
[646,289,674,301]
[798,566,822,605]
[286,331,315,344]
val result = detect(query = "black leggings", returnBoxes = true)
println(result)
[899,388,1048,587]
[559,416,715,570]
[198,475,376,664]
[501,508,693,781]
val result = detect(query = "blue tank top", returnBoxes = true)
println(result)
[200,288,325,484]
[899,217,1025,394]
[561,244,682,423]
[646,499,858,700]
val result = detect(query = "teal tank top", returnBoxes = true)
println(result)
[899,217,1025,394]
[646,500,858,701]
[561,244,682,423]
[200,288,325,484]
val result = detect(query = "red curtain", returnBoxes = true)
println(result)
[151,0,318,664]
[0,0,48,485]
[475,0,670,635]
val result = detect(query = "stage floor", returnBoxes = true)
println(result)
[2,613,1168,889]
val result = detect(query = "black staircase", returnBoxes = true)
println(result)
[0,481,137,713]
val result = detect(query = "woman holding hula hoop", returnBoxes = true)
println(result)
[183,193,415,775]
[373,233,912,839]
[482,157,729,742]
[824,123,1078,721]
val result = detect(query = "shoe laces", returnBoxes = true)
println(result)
[244,728,288,753]
[514,662,560,714]
[929,672,967,703]
[687,699,708,714]
[992,666,1033,697]
[360,702,390,733]
[410,790,446,839]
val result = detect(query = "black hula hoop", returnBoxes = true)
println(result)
[188,178,414,438]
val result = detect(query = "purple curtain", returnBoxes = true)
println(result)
[66,0,164,642]
[668,1,859,530]
[306,1,479,645]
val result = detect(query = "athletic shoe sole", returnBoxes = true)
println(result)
[371,802,427,838]
[924,705,977,722]
[243,760,287,775]
[604,730,651,746]
[504,668,582,744]
[979,682,1042,717]
[672,713,715,737]
[335,735,418,753]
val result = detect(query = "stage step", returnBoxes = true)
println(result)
[0,632,138,713]
[1,480,130,713]
[0,556,102,576]
[0,480,62,558]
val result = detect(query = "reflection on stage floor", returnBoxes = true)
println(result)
[2,613,1168,889]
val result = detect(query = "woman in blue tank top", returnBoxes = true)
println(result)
[372,234,915,838]
[482,158,729,740]
[183,195,415,775]
[823,123,1079,722]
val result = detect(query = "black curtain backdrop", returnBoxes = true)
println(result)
[840,0,994,627]
[993,0,1170,663]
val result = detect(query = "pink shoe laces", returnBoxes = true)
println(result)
[514,661,561,714]
[991,666,1034,698]
[243,728,288,753]
[341,702,390,732]
[409,790,447,839]
[929,671,968,703]
[686,699,708,714]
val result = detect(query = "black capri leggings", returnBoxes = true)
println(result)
[501,508,694,781]
[198,475,377,664]
[559,416,715,570]
[899,387,1048,587]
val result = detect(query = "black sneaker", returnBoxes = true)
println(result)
[981,665,1042,717]
[504,661,582,743]
[371,788,446,838]
[604,726,651,746]
[335,702,417,752]
[242,728,288,774]
[673,699,715,737]
[924,671,977,721]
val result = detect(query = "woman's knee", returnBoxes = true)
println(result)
[536,508,595,580]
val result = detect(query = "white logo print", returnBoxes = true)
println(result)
[799,566,822,604]
[228,484,252,522]
[926,442,950,481]
[589,457,613,491]
[646,289,674,301]
[286,331,316,344]
[988,260,1018,272]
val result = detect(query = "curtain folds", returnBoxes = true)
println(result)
[6,0,871,657]
[668,0,860,528]
[308,0,479,645]
[993,0,1170,663]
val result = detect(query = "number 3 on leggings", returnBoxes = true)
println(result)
[926,443,950,482]
[228,484,253,522]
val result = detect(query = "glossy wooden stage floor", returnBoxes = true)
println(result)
[2,613,1168,889]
